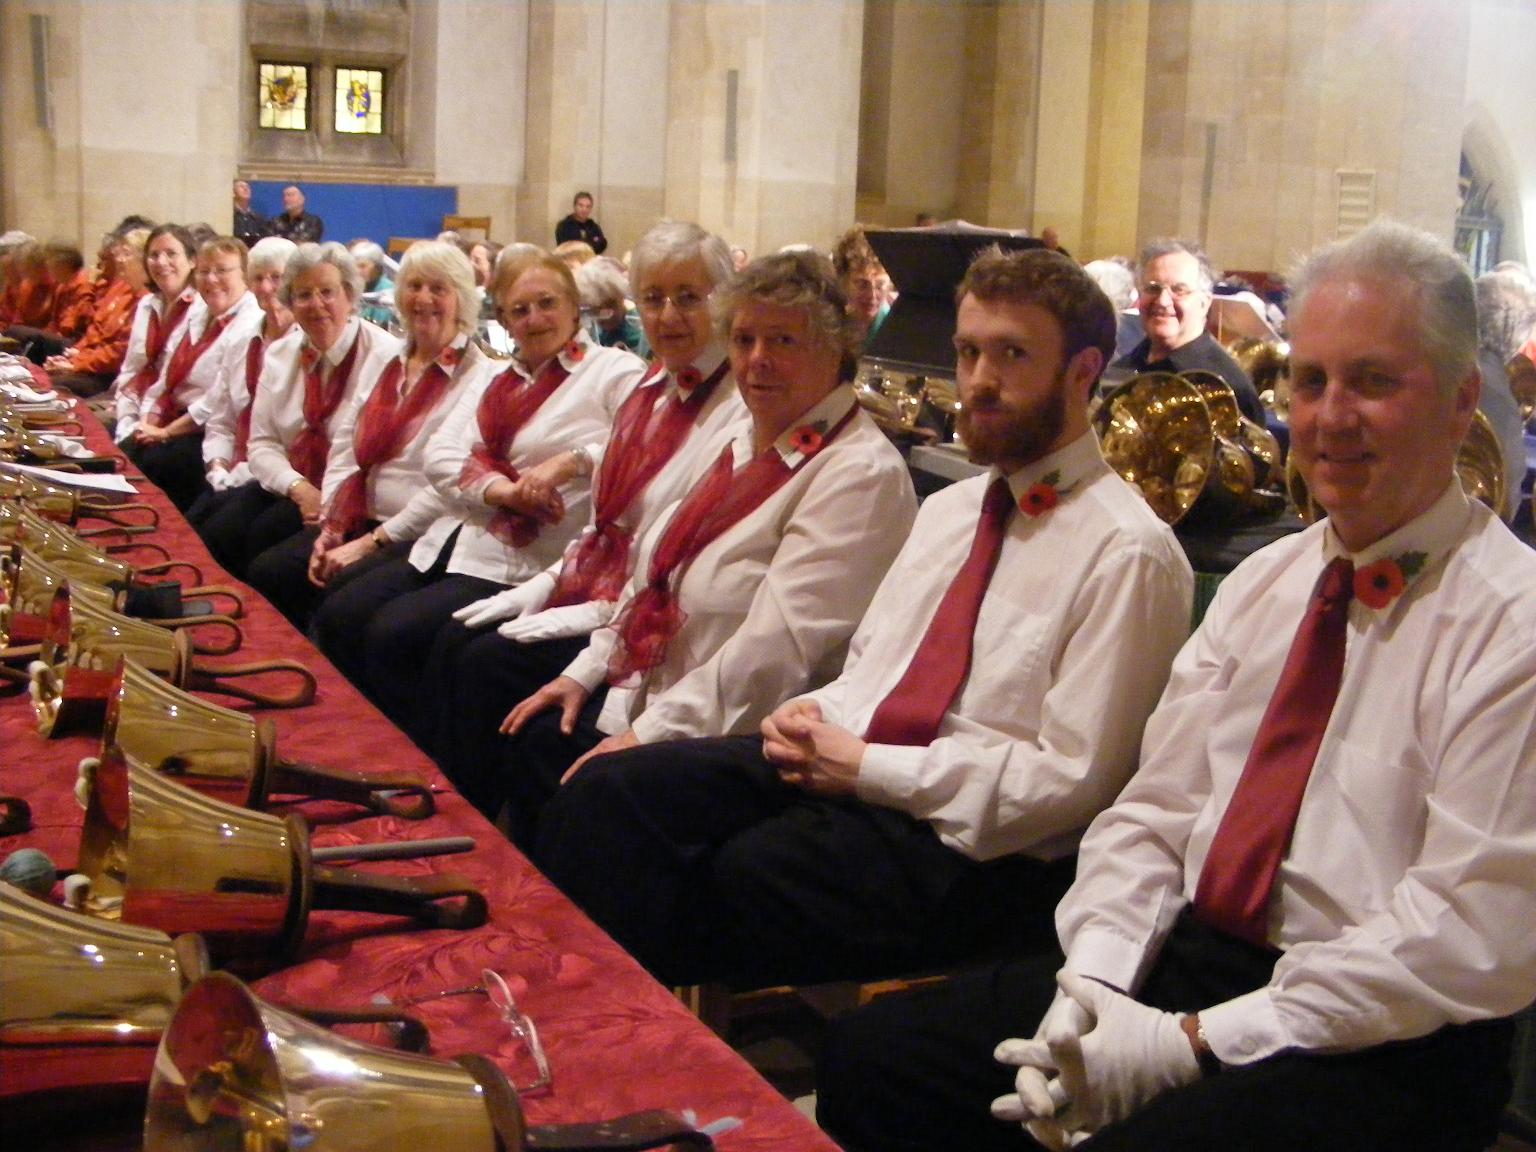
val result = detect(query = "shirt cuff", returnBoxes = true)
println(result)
[854,742,928,809]
[562,648,609,694]
[1064,928,1150,997]
[1198,987,1292,1065]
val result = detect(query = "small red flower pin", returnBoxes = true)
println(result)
[564,340,586,364]
[439,343,462,369]
[789,425,824,455]
[300,346,321,371]
[1353,550,1426,610]
[676,366,702,391]
[1020,470,1062,517]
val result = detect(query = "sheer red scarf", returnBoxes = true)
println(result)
[288,336,363,486]
[547,360,728,608]
[326,352,461,539]
[151,312,232,423]
[125,292,193,399]
[606,403,857,684]
[457,357,571,547]
[232,335,264,464]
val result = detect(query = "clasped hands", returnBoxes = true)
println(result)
[991,972,1201,1149]
[484,454,575,526]
[759,699,864,796]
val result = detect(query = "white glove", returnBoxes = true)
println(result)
[1037,972,1201,1137]
[452,572,556,628]
[497,599,615,643]
[207,463,250,492]
[993,989,1093,1149]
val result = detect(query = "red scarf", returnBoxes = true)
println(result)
[125,292,193,399]
[232,335,264,464]
[288,336,362,486]
[547,360,728,608]
[326,354,460,539]
[457,357,571,547]
[152,312,232,424]
[606,403,858,684]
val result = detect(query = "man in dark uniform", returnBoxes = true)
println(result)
[270,185,324,244]
[554,191,607,254]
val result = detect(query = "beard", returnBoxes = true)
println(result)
[957,372,1071,469]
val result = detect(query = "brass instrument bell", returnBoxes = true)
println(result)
[100,657,432,819]
[76,740,485,962]
[0,880,208,1098]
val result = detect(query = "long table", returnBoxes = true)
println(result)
[1,404,838,1151]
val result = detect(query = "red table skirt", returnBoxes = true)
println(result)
[1,398,837,1151]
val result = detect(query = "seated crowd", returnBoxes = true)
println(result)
[4,203,1536,1151]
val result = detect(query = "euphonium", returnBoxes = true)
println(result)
[75,742,484,962]
[30,584,309,736]
[0,880,207,1098]
[146,973,718,1152]
[93,657,431,819]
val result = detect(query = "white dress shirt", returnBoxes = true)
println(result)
[797,431,1192,864]
[1058,482,1536,1065]
[111,288,198,440]
[199,322,295,477]
[246,317,402,498]
[319,334,495,548]
[563,385,918,744]
[414,332,647,583]
[138,291,263,427]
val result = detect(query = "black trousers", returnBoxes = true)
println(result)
[49,370,114,398]
[816,910,1515,1152]
[309,550,501,746]
[190,482,294,580]
[430,627,592,820]
[534,735,1073,990]
[123,432,208,513]
[3,325,66,363]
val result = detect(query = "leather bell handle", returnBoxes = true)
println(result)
[106,539,170,562]
[285,1004,430,1053]
[77,499,160,529]
[183,584,244,619]
[525,1112,717,1151]
[268,760,436,820]
[309,867,488,930]
[135,559,205,585]
[76,522,157,541]
[161,613,243,656]
[187,658,317,709]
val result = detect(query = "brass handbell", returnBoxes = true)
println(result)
[30,584,311,737]
[146,972,718,1152]
[0,880,208,1099]
[76,743,485,962]
[0,423,118,472]
[0,469,160,534]
[97,657,433,819]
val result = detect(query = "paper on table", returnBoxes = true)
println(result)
[0,460,138,494]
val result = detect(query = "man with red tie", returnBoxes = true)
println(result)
[817,219,1536,1152]
[533,247,1192,991]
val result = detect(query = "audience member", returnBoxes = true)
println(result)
[832,226,892,349]
[555,191,607,254]
[270,184,324,243]
[232,179,268,248]
[577,257,649,358]
[1473,267,1536,520]
[350,240,396,330]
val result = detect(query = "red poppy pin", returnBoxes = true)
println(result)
[439,343,462,369]
[1353,550,1426,610]
[790,425,824,455]
[1020,470,1062,517]
[300,346,321,371]
[676,366,702,391]
[564,339,586,364]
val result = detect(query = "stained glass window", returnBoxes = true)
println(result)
[258,63,309,131]
[335,68,385,135]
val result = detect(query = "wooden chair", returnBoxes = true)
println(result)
[387,237,426,258]
[442,214,491,239]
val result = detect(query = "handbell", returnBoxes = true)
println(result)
[98,656,433,819]
[30,584,310,736]
[76,744,485,962]
[146,972,717,1152]
[0,879,208,1098]
[0,469,160,534]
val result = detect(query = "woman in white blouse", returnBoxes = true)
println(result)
[245,241,496,628]
[484,250,918,846]
[221,243,400,586]
[110,224,199,444]
[311,249,647,740]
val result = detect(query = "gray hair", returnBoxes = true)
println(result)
[248,236,298,277]
[494,242,545,280]
[629,220,733,298]
[1289,218,1477,390]
[1084,258,1138,311]
[349,239,385,270]
[279,241,363,306]
[576,258,630,311]
[712,249,860,380]
[1474,268,1536,360]
[397,240,479,337]
[1136,238,1216,292]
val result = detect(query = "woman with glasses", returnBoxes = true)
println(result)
[311,248,647,741]
[122,236,264,511]
[430,221,749,811]
[467,250,916,846]
[212,242,401,583]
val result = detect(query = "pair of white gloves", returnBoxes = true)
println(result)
[451,571,616,642]
[991,972,1202,1148]
[206,462,254,492]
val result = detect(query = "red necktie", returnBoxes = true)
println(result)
[863,477,1015,746]
[1193,557,1355,946]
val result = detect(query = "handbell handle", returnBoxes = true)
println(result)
[285,1004,430,1052]
[163,613,243,656]
[103,539,170,561]
[77,499,160,530]
[182,583,244,618]
[76,522,157,541]
[310,867,488,930]
[135,559,204,585]
[186,658,317,709]
[268,760,436,820]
